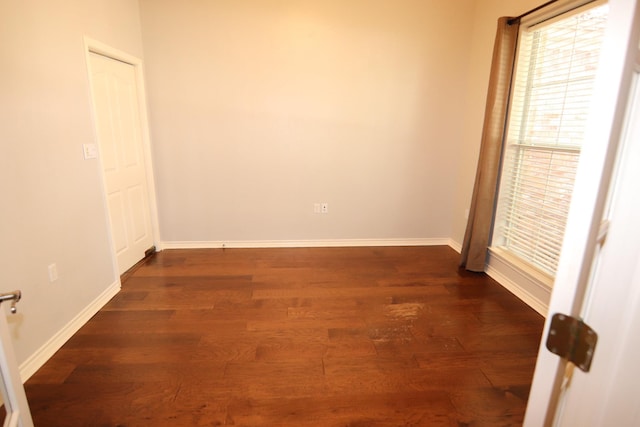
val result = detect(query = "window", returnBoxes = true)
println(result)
[493,2,609,277]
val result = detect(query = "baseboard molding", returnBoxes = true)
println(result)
[448,239,462,253]
[19,280,121,382]
[485,249,551,317]
[159,238,451,250]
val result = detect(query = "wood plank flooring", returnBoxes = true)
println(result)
[25,246,544,426]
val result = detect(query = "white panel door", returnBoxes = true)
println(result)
[89,52,154,274]
[524,0,640,424]
[550,71,640,426]
[528,73,640,426]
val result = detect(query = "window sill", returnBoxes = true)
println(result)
[485,247,553,316]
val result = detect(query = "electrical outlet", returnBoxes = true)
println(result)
[48,263,58,282]
[314,203,321,214]
[321,203,329,214]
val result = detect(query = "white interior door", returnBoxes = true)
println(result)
[524,0,640,424]
[89,52,155,275]
[552,71,640,425]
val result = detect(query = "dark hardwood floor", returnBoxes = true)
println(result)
[25,246,544,426]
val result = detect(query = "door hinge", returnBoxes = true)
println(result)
[546,313,598,372]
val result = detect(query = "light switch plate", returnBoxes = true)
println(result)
[83,143,98,159]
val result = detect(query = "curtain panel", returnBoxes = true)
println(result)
[460,17,520,272]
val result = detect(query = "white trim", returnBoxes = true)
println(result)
[159,238,451,250]
[448,239,462,254]
[18,280,120,383]
[83,38,141,67]
[486,248,551,316]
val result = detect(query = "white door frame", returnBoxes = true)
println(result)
[83,37,160,278]
[524,0,640,425]
[0,298,33,427]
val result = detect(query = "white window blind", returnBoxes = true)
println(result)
[494,2,609,276]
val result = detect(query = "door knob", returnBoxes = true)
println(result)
[0,290,22,314]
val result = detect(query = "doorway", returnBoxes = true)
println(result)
[86,40,158,275]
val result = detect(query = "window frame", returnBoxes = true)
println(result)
[489,0,609,284]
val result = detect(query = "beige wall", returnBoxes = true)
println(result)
[450,0,548,247]
[139,0,476,243]
[0,0,144,366]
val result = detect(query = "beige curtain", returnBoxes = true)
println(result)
[460,17,520,272]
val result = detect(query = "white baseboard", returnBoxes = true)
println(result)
[448,239,462,253]
[159,238,451,250]
[485,249,551,317]
[445,240,549,315]
[19,280,121,382]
